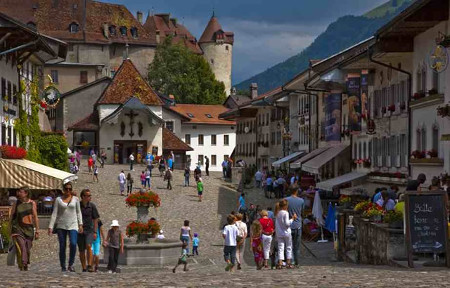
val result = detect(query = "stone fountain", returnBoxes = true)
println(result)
[103,190,182,267]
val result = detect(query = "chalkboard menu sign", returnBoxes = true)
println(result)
[405,191,449,267]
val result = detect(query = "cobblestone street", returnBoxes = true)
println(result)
[1,164,450,287]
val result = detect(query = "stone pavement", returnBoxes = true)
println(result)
[1,164,450,287]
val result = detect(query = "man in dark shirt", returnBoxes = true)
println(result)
[205,156,210,176]
[78,189,100,272]
[285,188,305,266]
[406,173,426,192]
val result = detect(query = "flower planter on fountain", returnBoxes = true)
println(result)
[103,189,182,268]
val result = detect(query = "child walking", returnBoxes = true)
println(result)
[93,165,99,182]
[172,242,188,273]
[250,220,264,269]
[126,173,133,195]
[192,233,199,256]
[222,214,239,272]
[104,220,124,273]
[92,219,105,272]
[140,171,146,188]
[197,177,203,202]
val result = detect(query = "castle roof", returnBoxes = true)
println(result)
[144,13,202,54]
[0,0,156,46]
[199,16,234,45]
[96,59,162,106]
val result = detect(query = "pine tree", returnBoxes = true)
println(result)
[148,37,226,104]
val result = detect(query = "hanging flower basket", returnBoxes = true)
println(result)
[0,145,27,159]
[125,190,161,207]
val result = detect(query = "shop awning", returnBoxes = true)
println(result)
[290,146,330,169]
[316,171,367,192]
[271,151,305,168]
[301,144,349,174]
[0,159,77,190]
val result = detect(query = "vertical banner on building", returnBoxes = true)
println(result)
[347,73,361,132]
[361,71,369,121]
[324,92,342,142]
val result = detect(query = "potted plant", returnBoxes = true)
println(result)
[383,210,403,229]
[0,145,27,159]
[428,88,438,95]
[354,200,371,214]
[125,190,161,208]
[411,150,426,159]
[339,195,352,209]
[362,205,384,222]
[427,149,438,158]
[413,92,425,100]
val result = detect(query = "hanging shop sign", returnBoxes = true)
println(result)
[429,45,448,73]
[40,75,61,109]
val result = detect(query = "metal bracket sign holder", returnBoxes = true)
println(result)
[405,191,449,268]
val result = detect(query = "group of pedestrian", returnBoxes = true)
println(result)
[222,184,305,272]
[46,182,123,273]
[173,220,200,273]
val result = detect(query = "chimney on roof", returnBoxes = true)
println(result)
[231,87,236,96]
[137,11,143,24]
[250,83,258,99]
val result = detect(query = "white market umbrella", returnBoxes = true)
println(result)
[312,191,328,243]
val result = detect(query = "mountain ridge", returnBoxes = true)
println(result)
[235,0,414,94]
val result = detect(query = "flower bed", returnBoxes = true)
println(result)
[126,190,161,207]
[0,145,27,159]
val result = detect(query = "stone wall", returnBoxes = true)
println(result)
[200,42,232,95]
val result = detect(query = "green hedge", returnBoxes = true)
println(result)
[39,133,68,172]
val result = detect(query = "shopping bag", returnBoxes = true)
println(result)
[7,241,16,266]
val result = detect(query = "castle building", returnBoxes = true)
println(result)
[198,15,234,95]
[0,0,234,96]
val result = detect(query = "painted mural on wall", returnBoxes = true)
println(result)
[323,92,342,142]
[346,74,361,132]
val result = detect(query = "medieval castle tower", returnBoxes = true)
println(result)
[199,15,234,95]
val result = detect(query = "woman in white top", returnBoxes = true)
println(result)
[234,213,247,270]
[179,220,193,254]
[48,182,83,272]
[275,199,297,269]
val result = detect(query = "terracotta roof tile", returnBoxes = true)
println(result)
[143,14,202,54]
[68,111,99,131]
[0,0,156,45]
[163,127,193,151]
[97,59,163,106]
[199,16,233,44]
[169,104,236,125]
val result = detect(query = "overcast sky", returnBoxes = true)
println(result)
[104,0,388,84]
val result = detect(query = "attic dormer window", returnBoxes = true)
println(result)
[119,26,127,36]
[27,22,36,29]
[69,22,79,33]
[205,114,212,118]
[130,27,138,38]
[187,113,194,118]
[109,25,116,36]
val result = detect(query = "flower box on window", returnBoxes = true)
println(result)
[388,104,396,112]
[413,92,426,100]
